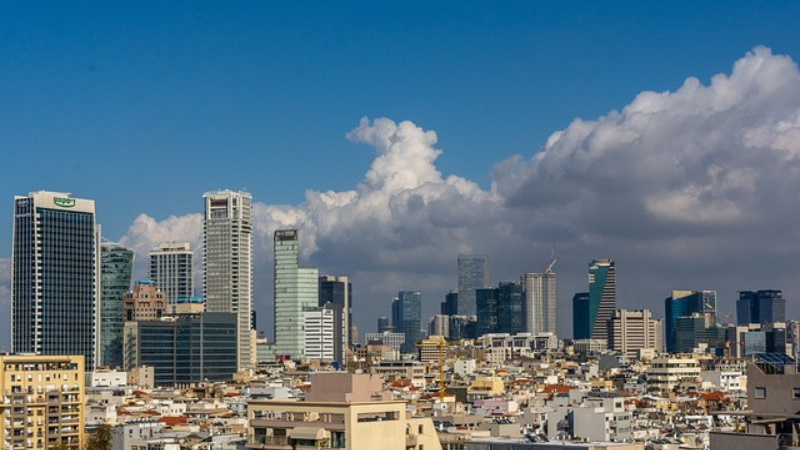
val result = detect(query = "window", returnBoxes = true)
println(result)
[793,388,800,399]
[755,387,766,399]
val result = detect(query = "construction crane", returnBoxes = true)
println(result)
[543,244,557,274]
[417,337,447,401]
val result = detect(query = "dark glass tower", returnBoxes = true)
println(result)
[664,290,717,353]
[392,291,421,353]
[738,290,785,325]
[12,192,98,369]
[476,287,499,337]
[457,253,489,316]
[588,259,616,341]
[498,281,525,334]
[319,275,352,363]
[572,292,591,339]
[100,244,134,368]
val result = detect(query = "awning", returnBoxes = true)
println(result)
[289,427,329,441]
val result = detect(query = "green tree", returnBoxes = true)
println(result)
[86,424,112,450]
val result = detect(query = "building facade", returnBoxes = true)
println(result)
[522,272,557,335]
[392,291,422,353]
[0,355,85,450]
[457,253,489,316]
[123,312,238,387]
[664,290,717,353]
[497,281,525,335]
[319,275,352,362]
[476,287,499,337]
[303,306,335,361]
[123,280,166,321]
[149,242,193,311]
[588,259,616,342]
[608,309,663,358]
[274,229,319,360]
[737,290,786,325]
[12,191,99,369]
[99,244,134,368]
[203,190,253,370]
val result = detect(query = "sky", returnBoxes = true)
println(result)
[2,2,800,349]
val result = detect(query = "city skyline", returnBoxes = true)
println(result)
[3,4,800,349]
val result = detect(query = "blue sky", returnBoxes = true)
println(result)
[2,2,800,347]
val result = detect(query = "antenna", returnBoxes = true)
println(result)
[544,244,557,274]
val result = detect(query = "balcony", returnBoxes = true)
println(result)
[246,436,292,449]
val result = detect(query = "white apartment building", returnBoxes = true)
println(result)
[149,242,194,309]
[304,307,335,361]
[646,356,701,393]
[608,309,663,358]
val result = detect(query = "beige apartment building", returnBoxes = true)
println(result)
[247,373,442,450]
[608,309,663,358]
[0,355,85,450]
[123,280,166,321]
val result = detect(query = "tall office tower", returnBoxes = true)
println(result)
[429,314,450,337]
[441,292,458,316]
[674,313,726,354]
[0,354,86,450]
[522,272,557,335]
[99,244,134,368]
[303,306,335,361]
[608,309,663,358]
[319,275,353,360]
[572,292,591,339]
[12,191,100,369]
[149,242,193,311]
[274,229,319,360]
[123,280,166,321]
[738,290,786,325]
[457,253,489,316]
[475,287,500,337]
[203,190,253,370]
[392,291,421,353]
[497,281,525,334]
[377,316,392,333]
[664,290,717,353]
[588,259,616,341]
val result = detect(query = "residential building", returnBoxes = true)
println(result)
[664,290,717,353]
[457,253,489,316]
[737,290,786,325]
[608,309,663,358]
[0,354,85,450]
[304,306,335,361]
[99,244,134,368]
[274,229,319,360]
[392,291,422,353]
[247,373,442,450]
[12,191,99,369]
[123,312,238,387]
[522,271,557,335]
[203,190,253,370]
[476,333,558,364]
[319,275,352,362]
[123,280,166,321]
[645,355,701,393]
[148,242,193,311]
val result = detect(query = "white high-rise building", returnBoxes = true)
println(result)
[608,309,663,358]
[203,190,253,370]
[522,272,557,335]
[303,306,335,361]
[12,191,100,368]
[149,242,194,311]
[274,229,319,360]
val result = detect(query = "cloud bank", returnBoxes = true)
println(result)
[2,47,799,343]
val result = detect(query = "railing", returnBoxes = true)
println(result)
[778,433,800,448]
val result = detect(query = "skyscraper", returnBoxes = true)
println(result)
[572,292,591,340]
[737,290,786,325]
[664,290,716,353]
[588,259,616,341]
[319,275,353,362]
[457,253,489,316]
[378,316,392,333]
[522,271,557,335]
[12,191,100,369]
[203,190,253,370]
[608,309,663,358]
[274,229,319,360]
[99,244,133,368]
[149,242,193,311]
[497,281,525,335]
[475,287,499,337]
[392,291,421,353]
[441,291,458,316]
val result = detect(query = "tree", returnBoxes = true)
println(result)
[86,424,112,450]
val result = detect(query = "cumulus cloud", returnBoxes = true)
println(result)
[108,46,800,336]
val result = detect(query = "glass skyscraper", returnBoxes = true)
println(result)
[457,253,489,316]
[392,291,421,353]
[99,244,134,368]
[588,259,616,341]
[319,275,352,363]
[476,287,499,337]
[203,190,253,370]
[274,229,319,360]
[664,290,717,353]
[12,191,99,369]
[498,281,525,335]
[572,292,591,339]
[737,290,785,325]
